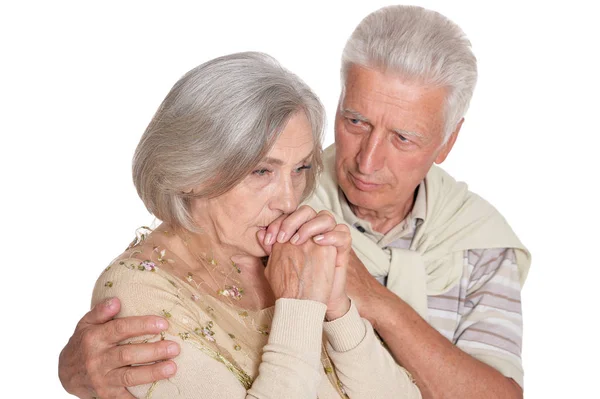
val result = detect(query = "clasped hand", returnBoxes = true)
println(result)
[259,206,352,321]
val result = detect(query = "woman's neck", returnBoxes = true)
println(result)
[152,223,275,310]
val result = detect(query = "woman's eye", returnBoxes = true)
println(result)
[294,164,312,173]
[252,168,270,176]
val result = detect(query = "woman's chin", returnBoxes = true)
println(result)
[252,246,268,258]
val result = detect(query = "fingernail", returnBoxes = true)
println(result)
[277,231,286,243]
[265,233,273,245]
[290,233,299,244]
[156,319,168,330]
[163,362,176,375]
[167,343,179,356]
[104,298,113,308]
[313,235,324,242]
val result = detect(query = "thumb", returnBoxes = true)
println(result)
[78,297,121,327]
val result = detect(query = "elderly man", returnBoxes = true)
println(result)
[59,5,529,399]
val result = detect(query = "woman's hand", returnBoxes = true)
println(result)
[265,238,337,304]
[259,206,352,319]
[322,223,352,321]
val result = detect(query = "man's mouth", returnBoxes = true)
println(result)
[349,173,381,191]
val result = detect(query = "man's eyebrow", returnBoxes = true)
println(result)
[392,128,426,141]
[341,108,370,123]
[343,108,425,141]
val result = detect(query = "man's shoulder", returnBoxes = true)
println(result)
[424,164,502,225]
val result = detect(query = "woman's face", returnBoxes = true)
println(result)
[193,111,315,257]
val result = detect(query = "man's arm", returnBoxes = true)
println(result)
[346,250,523,399]
[58,297,180,399]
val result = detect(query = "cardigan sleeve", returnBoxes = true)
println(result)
[324,301,422,398]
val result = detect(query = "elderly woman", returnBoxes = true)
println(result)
[90,52,420,398]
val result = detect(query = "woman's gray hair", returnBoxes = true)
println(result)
[133,52,325,231]
[341,5,477,140]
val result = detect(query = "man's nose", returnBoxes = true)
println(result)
[356,131,385,174]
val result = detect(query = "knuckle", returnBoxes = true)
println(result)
[113,318,130,336]
[121,368,137,387]
[337,223,350,233]
[84,356,99,376]
[299,204,315,214]
[117,346,134,365]
[318,209,334,219]
[80,328,99,350]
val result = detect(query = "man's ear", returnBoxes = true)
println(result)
[435,118,463,164]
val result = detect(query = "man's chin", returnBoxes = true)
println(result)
[341,186,374,210]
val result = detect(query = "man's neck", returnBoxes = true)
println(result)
[349,192,416,235]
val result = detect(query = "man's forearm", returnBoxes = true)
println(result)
[364,286,522,399]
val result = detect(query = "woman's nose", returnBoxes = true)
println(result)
[271,176,299,214]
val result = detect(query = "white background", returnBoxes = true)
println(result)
[1,1,599,397]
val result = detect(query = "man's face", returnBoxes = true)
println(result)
[334,65,460,216]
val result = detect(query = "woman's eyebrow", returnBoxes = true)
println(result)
[262,151,314,166]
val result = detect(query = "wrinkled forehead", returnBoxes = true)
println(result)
[341,65,446,103]
[340,66,447,136]
[265,112,315,164]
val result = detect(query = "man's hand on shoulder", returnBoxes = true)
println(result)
[58,297,180,398]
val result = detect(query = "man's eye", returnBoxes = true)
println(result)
[397,134,409,143]
[252,168,270,176]
[349,118,360,124]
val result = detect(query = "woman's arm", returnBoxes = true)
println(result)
[120,300,328,399]
[92,259,329,399]
[324,301,422,398]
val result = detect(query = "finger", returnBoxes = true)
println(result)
[106,340,180,368]
[108,360,177,388]
[290,211,338,245]
[255,229,272,255]
[313,224,351,249]
[78,297,121,328]
[313,225,352,265]
[276,205,319,243]
[102,316,169,344]
[263,214,287,246]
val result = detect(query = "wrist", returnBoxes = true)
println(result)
[357,284,387,329]
[325,296,351,321]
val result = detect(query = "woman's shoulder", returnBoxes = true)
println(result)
[91,253,171,310]
[93,226,184,294]
[91,230,190,310]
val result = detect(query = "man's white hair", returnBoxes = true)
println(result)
[341,5,477,140]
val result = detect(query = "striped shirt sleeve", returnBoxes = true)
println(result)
[453,248,524,388]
